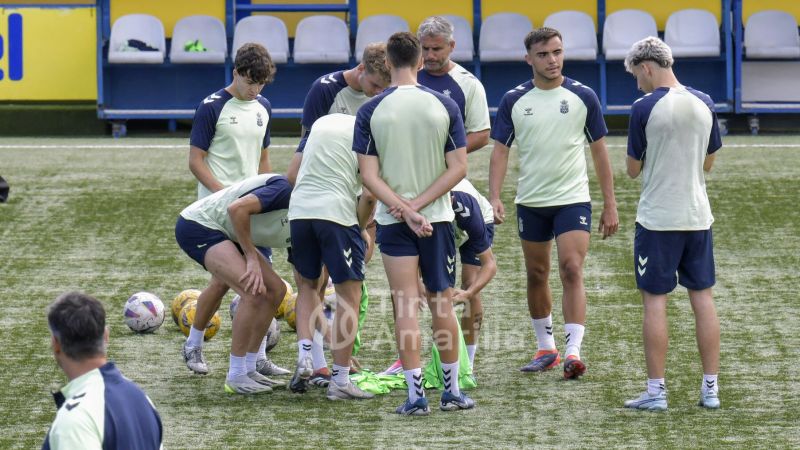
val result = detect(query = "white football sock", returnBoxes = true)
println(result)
[311,330,328,371]
[186,326,204,349]
[702,374,718,395]
[647,378,666,396]
[297,339,312,363]
[441,361,460,396]
[228,354,247,380]
[466,344,477,369]
[404,368,424,402]
[532,315,556,351]
[332,364,350,386]
[564,323,585,359]
[245,352,258,373]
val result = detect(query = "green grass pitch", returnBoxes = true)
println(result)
[0,135,798,448]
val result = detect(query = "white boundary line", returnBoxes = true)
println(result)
[1,143,800,149]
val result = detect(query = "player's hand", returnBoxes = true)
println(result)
[405,210,433,237]
[598,205,619,239]
[491,198,505,224]
[239,253,266,295]
[387,204,404,220]
[452,288,471,304]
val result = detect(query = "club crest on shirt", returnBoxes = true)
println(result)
[256,112,263,127]
[560,100,569,114]
[339,106,348,114]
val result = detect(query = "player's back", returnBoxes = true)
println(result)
[289,114,361,227]
[630,86,720,230]
[357,85,464,224]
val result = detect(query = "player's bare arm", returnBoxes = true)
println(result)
[452,248,497,302]
[227,194,266,295]
[189,145,225,193]
[466,129,490,153]
[488,141,511,224]
[589,137,619,239]
[258,147,272,174]
[626,155,643,178]
[703,153,716,172]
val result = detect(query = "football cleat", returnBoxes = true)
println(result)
[326,381,375,401]
[439,391,476,411]
[248,371,286,389]
[289,356,313,393]
[395,397,431,416]
[224,373,272,395]
[623,391,668,411]
[182,343,209,375]
[563,355,586,380]
[256,356,291,376]
[380,358,404,376]
[520,349,561,372]
[309,368,331,388]
[698,391,721,409]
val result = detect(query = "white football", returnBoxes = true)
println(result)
[124,292,165,333]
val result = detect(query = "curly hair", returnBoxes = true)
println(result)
[234,42,276,85]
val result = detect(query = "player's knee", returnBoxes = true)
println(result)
[526,266,549,286]
[559,260,584,285]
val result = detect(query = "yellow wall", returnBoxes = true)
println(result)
[0,7,97,100]
[111,0,224,38]
[359,0,472,30]
[482,0,597,27]
[252,0,346,37]
[607,0,721,29]
[743,0,800,24]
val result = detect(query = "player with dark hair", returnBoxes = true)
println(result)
[489,27,618,379]
[354,31,473,415]
[43,292,162,450]
[183,42,288,378]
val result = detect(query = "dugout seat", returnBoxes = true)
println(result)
[231,15,289,63]
[744,10,800,59]
[293,16,350,63]
[355,15,409,62]
[603,9,658,60]
[441,15,474,62]
[543,11,597,61]
[665,9,720,57]
[170,15,227,63]
[479,13,533,62]
[108,14,166,64]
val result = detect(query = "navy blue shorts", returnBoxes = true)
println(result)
[175,216,272,269]
[516,202,591,242]
[376,222,455,293]
[460,223,495,266]
[290,219,365,284]
[634,223,715,295]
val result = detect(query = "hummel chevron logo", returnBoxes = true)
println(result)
[454,201,471,218]
[302,344,312,351]
[447,255,455,264]
[638,255,648,276]
[638,255,648,265]
[706,380,715,388]
[203,93,221,104]
[565,332,572,344]
[447,265,454,274]
[65,401,81,411]
[343,248,352,267]
[320,74,337,84]
[546,325,553,336]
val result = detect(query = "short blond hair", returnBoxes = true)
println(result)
[625,37,674,73]
[361,42,390,85]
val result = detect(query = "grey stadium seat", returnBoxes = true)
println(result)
[665,9,720,57]
[603,9,658,60]
[744,10,800,59]
[441,15,474,62]
[294,15,350,64]
[231,15,289,63]
[479,13,533,62]
[108,14,166,64]
[543,11,597,61]
[355,15,409,62]
[170,15,227,63]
